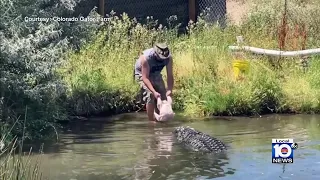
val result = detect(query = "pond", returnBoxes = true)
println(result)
[29,113,320,180]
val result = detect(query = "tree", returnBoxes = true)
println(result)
[0,0,101,142]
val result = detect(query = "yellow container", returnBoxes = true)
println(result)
[232,59,249,78]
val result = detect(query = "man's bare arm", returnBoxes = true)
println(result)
[166,57,174,91]
[141,55,156,93]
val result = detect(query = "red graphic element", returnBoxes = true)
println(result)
[281,147,288,153]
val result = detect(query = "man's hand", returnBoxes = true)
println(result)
[166,90,172,97]
[153,91,161,99]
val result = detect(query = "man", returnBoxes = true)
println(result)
[134,43,174,121]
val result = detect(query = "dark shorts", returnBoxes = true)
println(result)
[135,75,167,105]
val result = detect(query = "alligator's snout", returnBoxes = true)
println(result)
[172,126,227,153]
[173,126,183,134]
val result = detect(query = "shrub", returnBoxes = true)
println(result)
[0,0,100,142]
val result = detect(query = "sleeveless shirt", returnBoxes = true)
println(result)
[134,48,171,77]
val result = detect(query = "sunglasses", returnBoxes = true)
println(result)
[156,45,170,57]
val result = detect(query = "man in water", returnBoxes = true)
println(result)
[134,43,174,121]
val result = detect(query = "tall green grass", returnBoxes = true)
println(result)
[60,1,320,118]
[1,117,44,180]
[0,139,43,180]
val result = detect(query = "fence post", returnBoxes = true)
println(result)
[99,0,105,16]
[188,0,196,23]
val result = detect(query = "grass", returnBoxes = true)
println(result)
[0,139,43,180]
[59,0,320,118]
[1,115,44,180]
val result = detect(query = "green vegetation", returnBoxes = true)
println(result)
[1,118,43,180]
[0,139,43,180]
[0,146,42,180]
[61,0,320,119]
[0,0,100,143]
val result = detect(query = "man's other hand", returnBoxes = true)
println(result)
[166,90,172,97]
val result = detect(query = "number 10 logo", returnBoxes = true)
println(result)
[272,139,298,163]
[273,144,292,158]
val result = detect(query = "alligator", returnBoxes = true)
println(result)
[173,126,227,153]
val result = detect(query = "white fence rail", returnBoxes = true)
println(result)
[228,46,320,57]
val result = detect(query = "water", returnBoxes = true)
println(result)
[30,113,320,180]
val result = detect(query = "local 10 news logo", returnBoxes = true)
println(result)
[272,139,298,163]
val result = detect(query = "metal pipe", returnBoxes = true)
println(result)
[228,46,320,57]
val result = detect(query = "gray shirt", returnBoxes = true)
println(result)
[134,48,171,77]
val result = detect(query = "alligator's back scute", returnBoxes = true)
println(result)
[202,133,227,152]
[173,126,227,153]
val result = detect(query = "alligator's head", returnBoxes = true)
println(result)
[173,126,227,153]
[173,126,183,138]
[173,126,195,140]
[173,126,183,135]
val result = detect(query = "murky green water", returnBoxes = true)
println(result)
[30,113,320,179]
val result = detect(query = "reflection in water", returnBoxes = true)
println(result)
[147,149,233,180]
[124,124,233,180]
[17,114,320,180]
